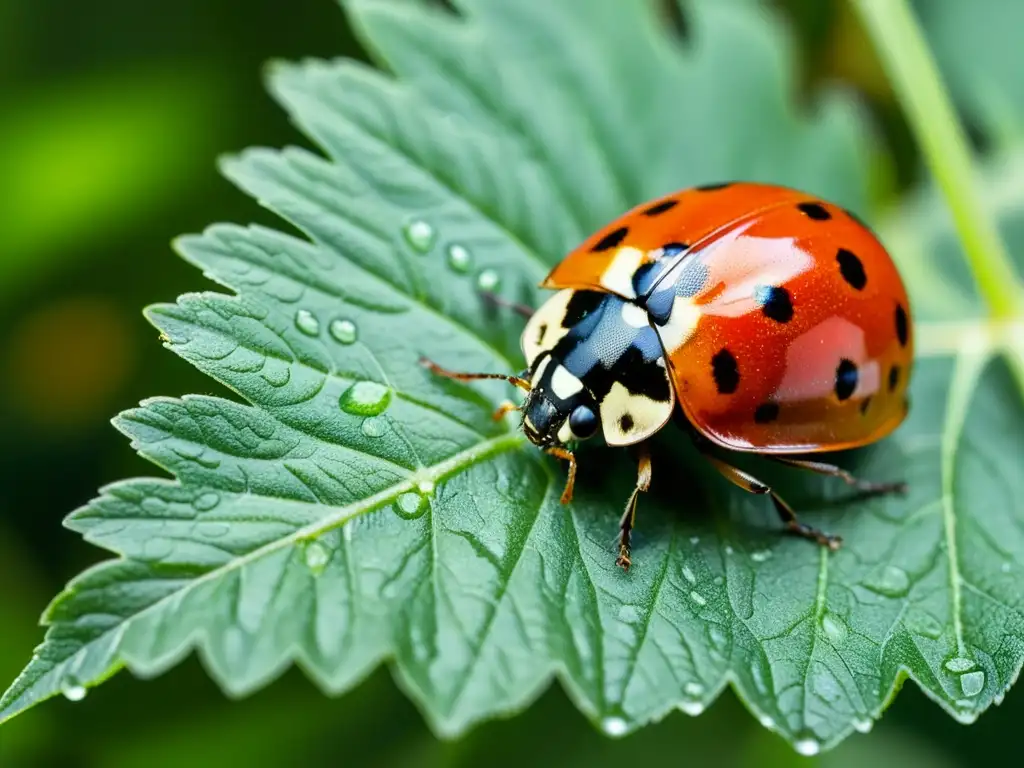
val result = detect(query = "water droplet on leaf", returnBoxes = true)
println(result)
[853,717,873,734]
[193,492,221,511]
[403,220,436,252]
[394,492,427,520]
[681,565,696,584]
[417,479,435,495]
[944,656,976,673]
[339,381,392,417]
[197,522,229,539]
[689,591,706,606]
[447,244,473,273]
[821,613,848,645]
[759,715,776,730]
[960,670,985,697]
[477,269,500,292]
[794,739,820,756]
[617,605,640,623]
[684,682,704,697]
[361,417,386,438]
[295,309,320,336]
[329,319,358,345]
[601,716,628,737]
[751,549,772,563]
[304,541,330,574]
[679,700,705,716]
[61,677,87,702]
[866,565,910,597]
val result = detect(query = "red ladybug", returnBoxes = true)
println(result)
[424,182,912,570]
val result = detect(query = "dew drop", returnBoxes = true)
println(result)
[689,591,707,606]
[944,656,976,673]
[447,244,473,273]
[713,575,724,586]
[61,677,87,702]
[681,565,696,584]
[361,417,387,438]
[618,604,641,623]
[853,717,873,734]
[707,625,728,651]
[304,541,330,574]
[724,545,734,556]
[751,549,772,563]
[403,220,436,253]
[689,536,700,545]
[193,492,221,512]
[143,537,174,560]
[906,610,943,639]
[679,700,705,716]
[1002,562,1012,574]
[329,319,358,345]
[340,381,392,417]
[759,714,776,730]
[821,613,848,645]
[601,716,629,737]
[684,681,704,697]
[477,269,501,292]
[866,565,910,597]
[417,479,436,495]
[294,309,320,336]
[960,670,986,698]
[794,738,820,757]
[197,522,229,539]
[394,492,427,520]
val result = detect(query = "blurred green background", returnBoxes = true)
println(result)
[0,0,1020,765]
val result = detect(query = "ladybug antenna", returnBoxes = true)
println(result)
[419,357,532,392]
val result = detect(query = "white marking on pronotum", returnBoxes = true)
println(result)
[600,247,645,298]
[521,289,574,365]
[550,364,584,399]
[556,420,574,444]
[530,355,552,389]
[620,301,649,329]
[656,297,703,353]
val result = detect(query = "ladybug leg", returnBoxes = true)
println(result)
[701,454,842,552]
[492,400,520,421]
[545,446,578,504]
[480,290,534,319]
[769,458,907,496]
[616,443,652,571]
[419,357,532,392]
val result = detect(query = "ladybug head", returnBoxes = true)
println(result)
[520,357,601,448]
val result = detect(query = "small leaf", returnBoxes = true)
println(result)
[4,0,1024,756]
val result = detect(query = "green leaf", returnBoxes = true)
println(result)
[4,0,1024,755]
[916,0,1024,144]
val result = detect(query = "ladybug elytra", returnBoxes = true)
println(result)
[423,182,912,570]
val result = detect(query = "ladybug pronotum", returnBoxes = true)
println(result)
[423,182,912,570]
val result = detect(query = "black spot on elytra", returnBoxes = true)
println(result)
[591,226,629,252]
[760,286,793,323]
[643,199,678,216]
[836,248,867,290]
[860,396,872,415]
[711,348,740,395]
[562,291,604,328]
[835,358,858,401]
[895,303,909,347]
[695,182,734,191]
[797,202,831,221]
[888,365,900,392]
[661,242,689,257]
[619,413,634,433]
[754,402,779,424]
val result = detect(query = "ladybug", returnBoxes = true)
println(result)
[423,182,912,570]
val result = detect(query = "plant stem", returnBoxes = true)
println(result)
[852,0,1021,319]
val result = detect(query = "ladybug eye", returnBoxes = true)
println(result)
[568,405,599,439]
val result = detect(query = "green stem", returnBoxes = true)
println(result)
[853,0,1020,319]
